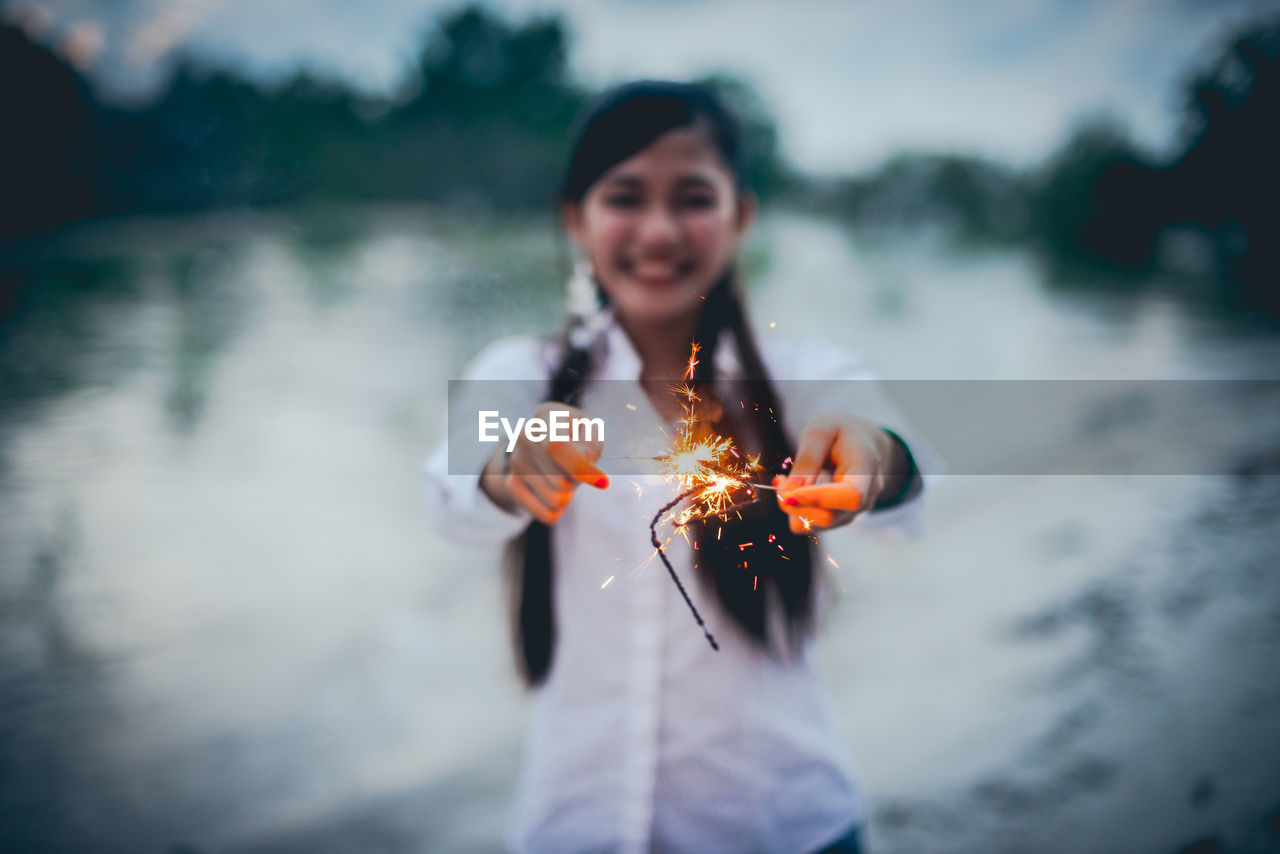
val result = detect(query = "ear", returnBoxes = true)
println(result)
[560,200,584,249]
[733,192,757,237]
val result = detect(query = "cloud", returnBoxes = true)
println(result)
[62,19,104,69]
[2,1,55,40]
[127,0,224,67]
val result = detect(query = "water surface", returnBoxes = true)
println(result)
[2,207,1278,853]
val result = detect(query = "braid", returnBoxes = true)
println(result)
[506,329,593,686]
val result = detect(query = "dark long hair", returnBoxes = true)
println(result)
[508,81,815,685]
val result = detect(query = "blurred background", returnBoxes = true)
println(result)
[2,1,1279,852]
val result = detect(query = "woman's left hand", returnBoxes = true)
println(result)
[774,413,899,534]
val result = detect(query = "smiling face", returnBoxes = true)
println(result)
[562,125,756,328]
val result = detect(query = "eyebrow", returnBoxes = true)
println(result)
[602,174,718,191]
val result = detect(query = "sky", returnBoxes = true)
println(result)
[7,0,1279,174]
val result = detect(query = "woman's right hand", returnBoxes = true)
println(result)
[480,402,609,524]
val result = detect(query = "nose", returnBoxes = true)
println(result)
[636,203,681,249]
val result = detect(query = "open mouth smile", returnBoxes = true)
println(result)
[621,258,697,286]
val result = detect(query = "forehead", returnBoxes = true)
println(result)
[595,126,734,188]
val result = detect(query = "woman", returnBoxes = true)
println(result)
[426,80,930,854]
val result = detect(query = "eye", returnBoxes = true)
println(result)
[678,194,716,210]
[603,194,641,209]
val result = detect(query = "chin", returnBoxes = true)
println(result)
[614,293,703,326]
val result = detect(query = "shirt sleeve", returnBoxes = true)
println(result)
[771,340,944,542]
[421,336,549,546]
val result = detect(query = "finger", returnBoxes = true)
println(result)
[779,480,867,512]
[805,508,836,528]
[510,477,560,525]
[548,441,610,489]
[787,508,835,534]
[789,420,839,487]
[513,448,572,491]
[510,477,557,524]
[829,434,872,480]
[779,504,836,527]
[529,474,574,510]
[777,467,834,491]
[510,457,572,508]
[822,510,857,531]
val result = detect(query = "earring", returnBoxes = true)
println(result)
[566,256,597,321]
[566,257,603,349]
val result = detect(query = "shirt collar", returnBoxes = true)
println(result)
[598,309,643,381]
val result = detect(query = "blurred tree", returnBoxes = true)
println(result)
[128,60,270,210]
[0,4,791,227]
[256,70,372,202]
[1172,16,1280,314]
[817,153,1026,242]
[403,3,575,121]
[387,3,586,206]
[0,25,100,233]
[1028,118,1163,269]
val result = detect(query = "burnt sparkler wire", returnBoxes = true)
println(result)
[650,486,720,651]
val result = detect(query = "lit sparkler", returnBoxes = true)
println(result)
[646,342,773,651]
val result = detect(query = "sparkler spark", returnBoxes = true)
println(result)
[654,344,760,528]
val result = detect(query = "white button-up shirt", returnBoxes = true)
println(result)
[424,314,931,854]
